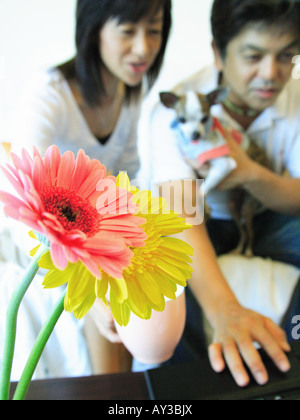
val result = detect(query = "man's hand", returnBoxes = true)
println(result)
[208,301,291,387]
[217,128,257,191]
[88,298,122,343]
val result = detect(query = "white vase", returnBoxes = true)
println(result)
[115,286,186,365]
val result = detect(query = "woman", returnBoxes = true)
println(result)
[13,0,171,179]
[6,0,172,378]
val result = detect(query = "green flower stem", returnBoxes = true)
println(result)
[0,245,48,401]
[13,290,66,401]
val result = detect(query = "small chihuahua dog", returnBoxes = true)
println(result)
[160,88,240,195]
[160,88,270,257]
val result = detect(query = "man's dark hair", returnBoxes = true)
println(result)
[58,0,172,106]
[211,0,300,58]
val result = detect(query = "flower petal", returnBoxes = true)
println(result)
[66,263,97,309]
[68,291,96,320]
[32,153,46,192]
[109,276,128,303]
[95,275,108,302]
[56,150,75,189]
[110,292,131,326]
[42,268,69,288]
[50,242,68,271]
[136,270,164,307]
[44,145,61,185]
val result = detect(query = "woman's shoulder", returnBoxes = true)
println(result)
[22,68,69,100]
[11,69,73,151]
[15,69,76,125]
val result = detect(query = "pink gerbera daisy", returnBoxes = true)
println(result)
[0,145,147,279]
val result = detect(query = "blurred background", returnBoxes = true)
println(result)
[0,0,214,147]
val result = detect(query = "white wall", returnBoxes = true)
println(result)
[0,0,214,141]
[0,0,76,140]
[148,0,214,95]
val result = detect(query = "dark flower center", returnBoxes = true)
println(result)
[41,185,101,236]
[60,205,79,222]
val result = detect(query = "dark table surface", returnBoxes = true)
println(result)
[9,341,300,401]
[10,371,150,401]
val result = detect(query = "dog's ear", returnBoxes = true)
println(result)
[206,87,229,106]
[159,92,180,109]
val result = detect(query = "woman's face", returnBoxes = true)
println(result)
[99,9,164,87]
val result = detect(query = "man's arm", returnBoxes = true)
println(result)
[186,222,291,387]
[245,164,300,215]
[161,179,291,387]
[219,132,300,216]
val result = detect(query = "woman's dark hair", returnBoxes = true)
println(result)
[211,0,300,59]
[58,0,172,106]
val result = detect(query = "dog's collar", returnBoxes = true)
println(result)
[197,144,231,166]
[170,119,179,129]
[211,117,243,144]
[223,97,260,118]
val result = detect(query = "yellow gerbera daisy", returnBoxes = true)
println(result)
[98,173,194,326]
[38,173,193,324]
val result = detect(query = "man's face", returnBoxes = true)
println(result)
[214,24,299,111]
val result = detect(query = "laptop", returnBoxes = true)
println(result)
[144,341,300,400]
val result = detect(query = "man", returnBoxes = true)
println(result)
[150,0,300,387]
